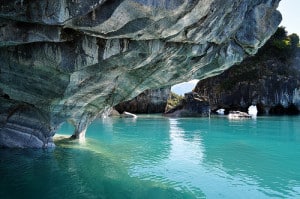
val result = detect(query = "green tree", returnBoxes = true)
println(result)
[262,27,289,50]
[289,33,299,49]
[271,26,287,41]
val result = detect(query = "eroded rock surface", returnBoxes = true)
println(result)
[0,0,281,147]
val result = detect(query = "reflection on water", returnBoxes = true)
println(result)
[1,116,300,198]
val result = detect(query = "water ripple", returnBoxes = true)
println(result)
[1,116,300,198]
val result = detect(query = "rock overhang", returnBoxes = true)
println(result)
[0,0,282,147]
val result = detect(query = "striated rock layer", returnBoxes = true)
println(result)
[0,0,281,147]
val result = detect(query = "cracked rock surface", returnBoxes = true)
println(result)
[0,0,281,147]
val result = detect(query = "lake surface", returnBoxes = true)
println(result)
[1,115,300,199]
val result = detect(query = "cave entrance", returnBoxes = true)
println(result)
[56,122,75,136]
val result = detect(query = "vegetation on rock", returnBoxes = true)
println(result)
[114,88,171,114]
[164,92,210,117]
[165,92,184,112]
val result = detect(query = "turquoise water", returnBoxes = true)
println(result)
[1,116,300,199]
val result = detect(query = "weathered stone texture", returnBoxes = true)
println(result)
[0,0,281,147]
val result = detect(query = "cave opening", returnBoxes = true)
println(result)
[171,79,199,96]
[56,122,75,137]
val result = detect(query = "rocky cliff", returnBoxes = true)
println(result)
[164,92,210,117]
[194,29,300,115]
[115,87,170,113]
[0,0,281,147]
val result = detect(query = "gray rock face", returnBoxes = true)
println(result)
[164,92,210,117]
[194,48,300,115]
[115,87,170,113]
[0,0,281,147]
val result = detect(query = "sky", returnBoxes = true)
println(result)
[278,0,300,36]
[171,79,199,96]
[171,0,299,95]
